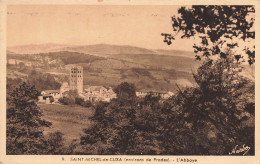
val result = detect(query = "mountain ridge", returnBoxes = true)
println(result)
[7,43,195,58]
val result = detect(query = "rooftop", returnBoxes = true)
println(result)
[42,90,60,94]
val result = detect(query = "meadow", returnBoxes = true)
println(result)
[39,104,94,145]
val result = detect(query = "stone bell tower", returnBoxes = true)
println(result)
[69,66,83,93]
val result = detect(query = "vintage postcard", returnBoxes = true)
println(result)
[0,0,259,164]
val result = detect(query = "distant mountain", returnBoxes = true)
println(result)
[7,43,69,54]
[155,49,196,58]
[7,50,16,55]
[54,44,157,57]
[58,44,198,58]
[7,43,197,59]
[7,43,156,56]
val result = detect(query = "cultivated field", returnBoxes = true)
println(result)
[39,104,94,145]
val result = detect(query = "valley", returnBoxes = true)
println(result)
[7,43,200,93]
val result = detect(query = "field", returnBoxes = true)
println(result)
[39,104,94,145]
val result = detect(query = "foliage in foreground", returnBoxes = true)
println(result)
[77,55,254,155]
[6,82,73,154]
[162,5,255,64]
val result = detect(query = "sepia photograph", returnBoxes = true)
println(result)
[0,1,259,163]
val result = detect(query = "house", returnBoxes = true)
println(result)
[103,87,117,102]
[38,94,52,104]
[7,59,32,67]
[84,86,117,102]
[85,86,106,95]
[157,91,174,99]
[136,91,148,97]
[25,62,32,66]
[41,90,61,98]
[40,90,61,103]
[7,59,22,65]
[136,90,174,99]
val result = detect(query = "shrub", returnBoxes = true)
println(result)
[58,97,74,105]
[75,97,84,106]
[81,100,92,108]
[49,96,55,104]
[6,82,52,154]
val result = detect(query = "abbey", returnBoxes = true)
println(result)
[69,66,83,93]
[60,65,84,95]
[39,65,117,104]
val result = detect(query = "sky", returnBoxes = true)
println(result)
[7,5,195,51]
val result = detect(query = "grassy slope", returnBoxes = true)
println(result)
[7,50,199,92]
[39,104,94,145]
[80,56,197,91]
[109,53,198,72]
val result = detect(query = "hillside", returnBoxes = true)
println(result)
[8,43,196,57]
[155,49,197,58]
[7,44,200,92]
[56,44,156,57]
[8,43,69,54]
[109,53,198,72]
[7,43,156,56]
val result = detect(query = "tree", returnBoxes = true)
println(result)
[44,131,66,155]
[6,78,24,103]
[81,100,92,108]
[79,99,142,155]
[49,96,54,104]
[27,70,61,92]
[75,97,84,106]
[79,82,168,155]
[63,90,79,101]
[162,6,255,64]
[161,54,255,155]
[78,53,254,155]
[18,62,26,70]
[58,97,74,105]
[141,94,161,110]
[6,82,52,154]
[6,82,75,155]
[113,82,136,102]
[58,90,79,105]
[160,5,255,155]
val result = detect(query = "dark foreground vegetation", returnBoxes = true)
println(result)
[76,55,255,155]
